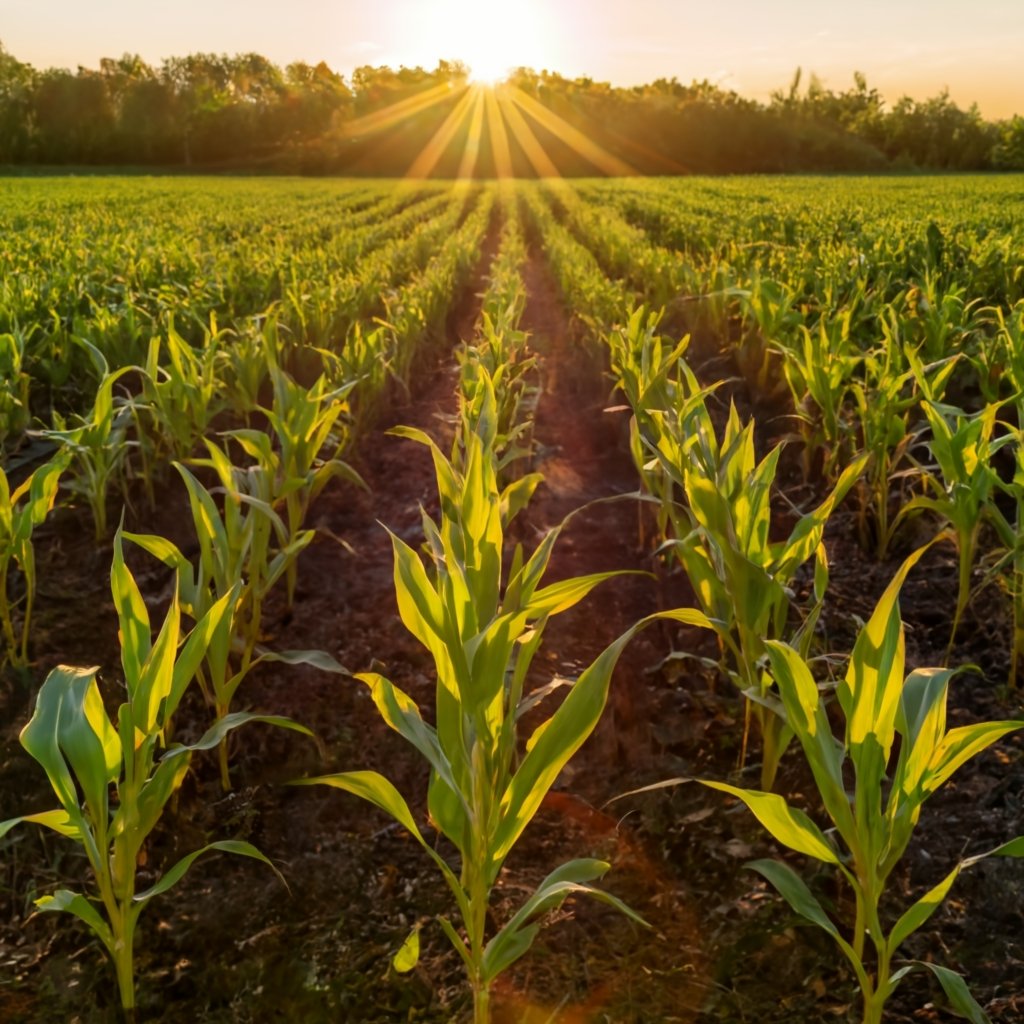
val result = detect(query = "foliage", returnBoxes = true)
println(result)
[0,452,67,668]
[0,532,311,1016]
[704,548,1024,1024]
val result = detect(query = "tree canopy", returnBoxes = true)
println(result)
[0,42,1019,174]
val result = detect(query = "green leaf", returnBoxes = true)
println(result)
[20,666,103,819]
[764,641,854,841]
[493,628,633,870]
[393,926,420,973]
[295,770,426,841]
[919,962,991,1024]
[747,859,866,989]
[387,529,447,650]
[987,836,1024,858]
[926,720,1024,795]
[254,648,349,674]
[111,530,151,686]
[135,839,281,903]
[0,808,80,842]
[747,859,839,939]
[356,673,466,822]
[701,781,839,864]
[129,755,192,844]
[888,861,963,952]
[36,889,114,952]
[165,712,314,759]
[482,859,645,983]
[166,588,235,722]
[294,770,469,919]
[527,571,643,617]
[57,667,121,823]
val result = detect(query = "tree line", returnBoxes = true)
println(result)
[1,42,1022,174]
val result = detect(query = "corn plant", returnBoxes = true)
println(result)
[736,275,800,399]
[222,317,271,419]
[36,344,136,541]
[258,347,363,607]
[136,318,228,468]
[973,302,1024,409]
[0,329,33,451]
[457,330,537,484]
[606,308,716,547]
[987,428,1024,688]
[644,385,865,788]
[777,313,862,481]
[297,422,708,1023]
[705,547,1024,1024]
[0,532,311,1020]
[906,269,978,364]
[849,332,957,559]
[898,400,1010,656]
[126,440,337,790]
[456,199,537,483]
[0,452,68,669]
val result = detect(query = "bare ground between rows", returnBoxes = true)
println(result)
[1,238,1023,1023]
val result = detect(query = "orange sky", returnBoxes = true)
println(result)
[4,0,1023,118]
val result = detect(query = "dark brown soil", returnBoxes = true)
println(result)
[1,237,1022,1024]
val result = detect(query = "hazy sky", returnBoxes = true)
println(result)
[3,0,1022,117]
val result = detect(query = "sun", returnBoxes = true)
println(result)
[404,0,553,85]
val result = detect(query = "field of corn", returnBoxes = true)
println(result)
[1,174,1023,1024]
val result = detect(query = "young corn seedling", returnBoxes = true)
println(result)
[36,343,136,542]
[850,332,957,560]
[297,422,707,1024]
[905,269,977,364]
[458,203,537,483]
[0,452,68,669]
[606,308,718,548]
[457,339,537,484]
[136,318,228,469]
[127,439,337,790]
[777,314,862,481]
[645,388,865,789]
[222,317,271,420]
[0,329,32,452]
[736,275,800,399]
[986,427,1024,688]
[898,400,1010,657]
[259,348,364,607]
[705,546,1024,1024]
[0,532,311,1021]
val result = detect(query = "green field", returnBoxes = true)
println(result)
[1,175,1023,1024]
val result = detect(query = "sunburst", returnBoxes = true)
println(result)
[344,58,636,178]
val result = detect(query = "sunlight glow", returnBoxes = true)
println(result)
[339,44,639,181]
[342,81,455,137]
[405,86,475,178]
[497,87,560,178]
[483,85,513,179]
[509,87,637,176]
[456,87,486,180]
[403,0,552,85]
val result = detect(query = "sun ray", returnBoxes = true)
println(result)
[405,87,476,179]
[497,86,560,178]
[343,81,459,139]
[508,87,637,176]
[484,86,514,180]
[456,86,486,181]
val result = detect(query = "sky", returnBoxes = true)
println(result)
[2,0,1023,118]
